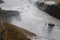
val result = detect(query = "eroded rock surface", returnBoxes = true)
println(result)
[0,21,37,40]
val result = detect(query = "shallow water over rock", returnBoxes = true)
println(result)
[0,0,60,40]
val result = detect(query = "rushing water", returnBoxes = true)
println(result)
[0,0,60,40]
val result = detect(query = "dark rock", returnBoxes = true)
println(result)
[44,4,60,19]
[35,1,60,19]
[47,23,55,33]
[48,23,55,28]
[0,0,4,3]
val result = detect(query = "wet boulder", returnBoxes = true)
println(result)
[0,0,4,3]
[43,2,60,19]
[0,21,36,40]
[3,21,30,40]
[35,1,60,19]
[0,8,20,21]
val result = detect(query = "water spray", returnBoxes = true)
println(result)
[47,23,55,40]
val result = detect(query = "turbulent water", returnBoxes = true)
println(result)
[1,0,60,40]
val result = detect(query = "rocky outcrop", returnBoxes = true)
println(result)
[0,21,36,40]
[0,8,20,22]
[45,0,60,3]
[0,0,4,3]
[35,1,60,19]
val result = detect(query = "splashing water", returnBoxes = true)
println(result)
[0,0,60,40]
[47,23,55,40]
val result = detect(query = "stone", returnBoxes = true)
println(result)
[0,0,4,3]
[0,8,20,21]
[0,21,36,40]
[36,1,60,19]
[48,23,55,27]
